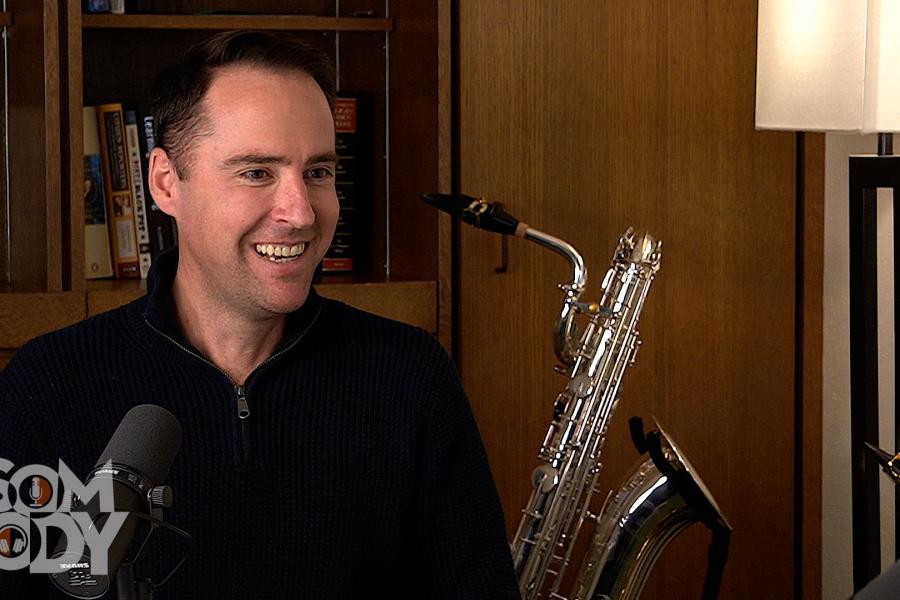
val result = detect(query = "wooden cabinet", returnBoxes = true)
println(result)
[0,0,451,367]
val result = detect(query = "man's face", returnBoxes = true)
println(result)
[167,65,339,318]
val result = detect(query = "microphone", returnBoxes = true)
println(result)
[49,404,183,598]
[30,477,43,504]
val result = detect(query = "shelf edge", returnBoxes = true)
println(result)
[82,14,393,32]
[84,280,437,333]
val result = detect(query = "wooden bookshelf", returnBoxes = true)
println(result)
[0,12,12,27]
[0,278,436,363]
[85,279,437,332]
[0,292,85,349]
[82,14,393,32]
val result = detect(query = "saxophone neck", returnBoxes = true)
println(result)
[522,227,589,290]
[520,227,589,366]
[419,192,591,365]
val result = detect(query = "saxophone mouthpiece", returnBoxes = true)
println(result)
[422,193,523,236]
[421,192,478,218]
[865,442,900,484]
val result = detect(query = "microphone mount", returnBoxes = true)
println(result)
[52,465,193,599]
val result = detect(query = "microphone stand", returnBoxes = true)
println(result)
[108,505,194,600]
[113,490,194,600]
[116,563,153,600]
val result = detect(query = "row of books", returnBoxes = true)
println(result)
[84,1,151,14]
[83,96,365,280]
[83,103,177,279]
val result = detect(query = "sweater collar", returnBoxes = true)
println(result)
[137,247,325,358]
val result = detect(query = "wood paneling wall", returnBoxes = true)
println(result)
[458,2,811,597]
[5,0,62,292]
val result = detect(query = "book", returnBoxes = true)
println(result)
[82,106,114,279]
[323,95,365,273]
[95,103,140,278]
[123,108,152,278]
[84,0,110,12]
[138,114,178,260]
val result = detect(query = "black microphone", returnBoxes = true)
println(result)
[49,404,182,599]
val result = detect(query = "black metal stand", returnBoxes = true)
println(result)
[116,562,154,600]
[849,139,900,591]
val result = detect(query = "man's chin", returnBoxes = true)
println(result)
[259,286,313,316]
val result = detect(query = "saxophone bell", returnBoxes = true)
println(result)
[570,418,731,600]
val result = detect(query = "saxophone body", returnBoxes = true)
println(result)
[511,229,661,599]
[421,193,730,600]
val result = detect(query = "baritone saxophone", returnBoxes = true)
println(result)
[423,193,731,600]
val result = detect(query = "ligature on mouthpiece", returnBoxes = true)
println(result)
[422,193,524,236]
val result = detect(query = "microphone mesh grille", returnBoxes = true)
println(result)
[95,404,183,484]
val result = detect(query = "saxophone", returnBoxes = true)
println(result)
[423,193,731,600]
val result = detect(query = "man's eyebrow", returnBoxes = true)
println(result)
[307,152,340,165]
[220,152,340,169]
[220,153,290,168]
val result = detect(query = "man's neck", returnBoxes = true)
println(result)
[170,276,286,386]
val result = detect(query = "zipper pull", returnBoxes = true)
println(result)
[235,385,250,419]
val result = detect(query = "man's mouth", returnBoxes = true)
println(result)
[254,243,307,262]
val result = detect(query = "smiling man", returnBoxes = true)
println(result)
[0,31,518,598]
[149,59,341,385]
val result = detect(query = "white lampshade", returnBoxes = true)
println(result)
[756,0,900,133]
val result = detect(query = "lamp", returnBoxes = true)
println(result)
[755,0,900,592]
[756,0,900,152]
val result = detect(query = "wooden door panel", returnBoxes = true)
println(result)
[459,2,797,597]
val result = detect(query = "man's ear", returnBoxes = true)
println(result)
[148,147,179,218]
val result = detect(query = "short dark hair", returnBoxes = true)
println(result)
[150,30,336,179]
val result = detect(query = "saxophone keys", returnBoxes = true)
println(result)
[566,373,593,399]
[531,464,559,493]
[617,227,636,256]
[572,301,600,315]
[628,337,642,364]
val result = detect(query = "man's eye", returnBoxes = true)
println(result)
[241,169,270,181]
[306,167,334,180]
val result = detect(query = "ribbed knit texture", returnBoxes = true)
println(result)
[0,251,519,599]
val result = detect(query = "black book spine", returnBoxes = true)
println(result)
[138,114,179,259]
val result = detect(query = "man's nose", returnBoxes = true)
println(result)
[273,175,316,227]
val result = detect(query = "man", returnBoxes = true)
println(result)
[0,31,519,598]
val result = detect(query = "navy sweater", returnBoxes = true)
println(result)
[0,251,519,599]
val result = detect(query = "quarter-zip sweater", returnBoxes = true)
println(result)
[0,250,519,599]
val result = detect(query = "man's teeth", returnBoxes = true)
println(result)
[255,243,306,259]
